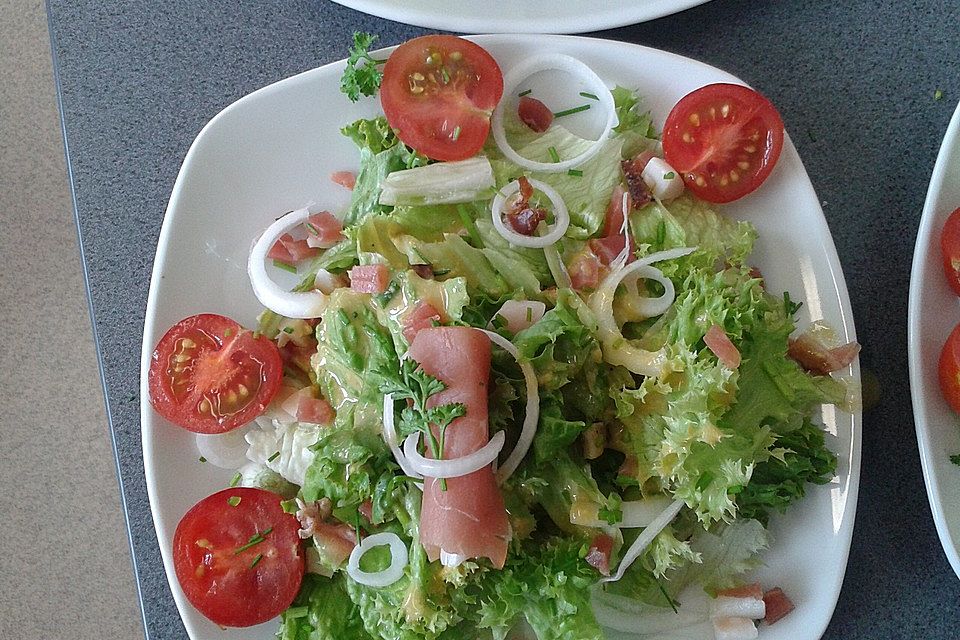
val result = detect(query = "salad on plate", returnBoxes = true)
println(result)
[147,34,859,640]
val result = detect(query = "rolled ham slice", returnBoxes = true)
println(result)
[407,327,511,568]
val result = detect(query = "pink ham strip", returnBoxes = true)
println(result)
[407,327,511,568]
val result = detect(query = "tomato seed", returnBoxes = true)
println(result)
[688,113,699,126]
[738,161,750,170]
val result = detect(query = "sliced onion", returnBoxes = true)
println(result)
[591,246,696,377]
[490,300,547,334]
[710,596,766,620]
[491,178,570,248]
[592,588,709,634]
[609,191,631,271]
[478,329,539,484]
[382,393,423,481]
[346,532,408,588]
[571,495,674,528]
[248,207,328,319]
[492,54,618,173]
[403,430,506,479]
[195,426,250,470]
[440,549,467,568]
[544,243,572,289]
[601,498,684,583]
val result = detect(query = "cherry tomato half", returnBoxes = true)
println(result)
[173,487,304,627]
[940,322,960,414]
[148,313,283,434]
[662,83,785,203]
[941,207,960,296]
[380,35,503,161]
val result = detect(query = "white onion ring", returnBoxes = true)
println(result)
[491,178,570,248]
[609,191,631,271]
[403,430,506,479]
[544,243,572,289]
[492,54,618,173]
[247,207,328,318]
[195,427,250,470]
[601,499,684,583]
[571,495,674,529]
[591,246,696,377]
[382,394,424,482]
[346,532,408,588]
[440,549,467,568]
[477,329,539,484]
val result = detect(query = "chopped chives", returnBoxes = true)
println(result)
[518,88,532,97]
[223,328,232,337]
[282,326,294,334]
[273,260,297,274]
[280,499,298,514]
[525,307,533,322]
[305,222,320,236]
[198,456,207,463]
[548,146,560,163]
[579,91,600,101]
[452,125,461,141]
[268,451,280,462]
[249,553,263,568]
[230,473,242,487]
[234,528,273,554]
[227,496,241,507]
[567,169,583,177]
[457,204,484,248]
[663,171,675,180]
[935,88,944,101]
[553,104,591,118]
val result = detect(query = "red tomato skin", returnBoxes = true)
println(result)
[380,35,503,161]
[662,83,784,203]
[940,322,960,414]
[941,207,960,296]
[148,314,283,434]
[173,488,304,628]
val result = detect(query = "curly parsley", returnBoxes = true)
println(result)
[341,32,385,102]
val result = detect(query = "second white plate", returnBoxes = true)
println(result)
[909,100,960,580]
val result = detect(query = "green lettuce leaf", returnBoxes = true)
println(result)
[610,85,659,159]
[277,574,372,640]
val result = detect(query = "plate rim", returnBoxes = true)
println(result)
[907,99,960,579]
[329,0,711,34]
[140,33,862,639]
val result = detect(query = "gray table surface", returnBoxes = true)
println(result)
[46,0,960,637]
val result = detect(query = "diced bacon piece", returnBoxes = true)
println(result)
[518,96,554,133]
[330,171,356,190]
[275,232,321,262]
[311,521,357,568]
[349,264,390,294]
[603,185,630,237]
[788,332,860,375]
[585,534,613,575]
[297,394,335,425]
[280,340,317,375]
[711,596,766,620]
[717,583,763,600]
[568,250,602,291]
[268,236,296,263]
[402,302,443,343]
[713,617,758,640]
[358,500,373,522]
[589,235,626,266]
[621,152,655,209]
[618,454,638,480]
[408,327,511,568]
[704,324,741,369]
[305,211,345,249]
[411,264,434,279]
[762,588,795,625]
[506,207,548,235]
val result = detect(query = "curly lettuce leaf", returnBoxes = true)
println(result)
[278,574,372,640]
[610,85,659,159]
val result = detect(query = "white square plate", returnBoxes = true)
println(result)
[140,35,861,640]
[908,100,960,579]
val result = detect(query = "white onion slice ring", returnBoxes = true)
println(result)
[491,178,570,248]
[544,243,572,289]
[601,498,684,583]
[591,246,696,377]
[346,532,408,588]
[403,430,506,479]
[492,54,618,173]
[247,207,328,319]
[195,427,250,470]
[571,495,674,528]
[382,394,424,482]
[609,191,631,271]
[477,329,539,484]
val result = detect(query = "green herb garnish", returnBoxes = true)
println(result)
[341,32,385,102]
[230,473,242,487]
[579,91,600,101]
[548,146,560,163]
[553,104,591,118]
[518,88,532,97]
[663,171,675,180]
[249,553,263,568]
[273,260,297,274]
[198,456,207,463]
[268,451,280,462]
[227,496,241,507]
[567,169,583,177]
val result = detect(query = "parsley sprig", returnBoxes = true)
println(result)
[341,32,385,102]
[379,359,466,490]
